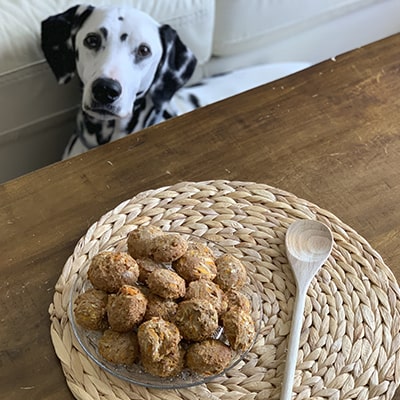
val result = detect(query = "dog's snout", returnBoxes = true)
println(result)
[92,78,122,104]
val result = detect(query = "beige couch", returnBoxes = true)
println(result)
[1,0,399,183]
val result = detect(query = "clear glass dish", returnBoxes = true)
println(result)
[69,234,263,389]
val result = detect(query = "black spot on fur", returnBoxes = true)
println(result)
[84,114,114,145]
[126,98,147,133]
[72,6,94,33]
[189,94,201,109]
[182,57,197,82]
[67,135,78,154]
[163,110,175,119]
[152,70,181,105]
[84,114,102,136]
[118,16,124,21]
[100,27,108,40]
[120,33,128,42]
[149,24,196,108]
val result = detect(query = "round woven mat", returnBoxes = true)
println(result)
[49,180,400,400]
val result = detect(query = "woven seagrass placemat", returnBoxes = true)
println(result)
[49,180,400,400]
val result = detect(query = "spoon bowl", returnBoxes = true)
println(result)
[286,219,333,285]
[280,219,333,400]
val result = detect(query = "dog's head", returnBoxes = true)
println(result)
[41,5,196,121]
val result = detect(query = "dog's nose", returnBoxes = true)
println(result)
[92,78,122,104]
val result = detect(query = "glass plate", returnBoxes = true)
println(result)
[69,234,263,389]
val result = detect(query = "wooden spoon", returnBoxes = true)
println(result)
[280,219,333,400]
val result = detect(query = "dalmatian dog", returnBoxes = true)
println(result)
[41,5,197,158]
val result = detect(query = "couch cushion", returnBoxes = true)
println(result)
[213,0,385,57]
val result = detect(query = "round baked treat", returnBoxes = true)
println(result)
[136,258,162,284]
[186,241,215,258]
[185,279,228,315]
[98,329,139,365]
[147,268,186,300]
[107,285,148,332]
[214,254,247,291]
[225,289,252,314]
[73,288,108,330]
[150,233,188,263]
[87,251,139,293]
[172,244,217,282]
[137,317,181,363]
[222,307,256,352]
[144,293,178,322]
[141,344,185,378]
[186,339,232,376]
[127,225,164,259]
[175,299,219,341]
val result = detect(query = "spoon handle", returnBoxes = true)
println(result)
[280,286,307,400]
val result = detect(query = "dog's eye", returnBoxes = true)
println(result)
[137,44,151,58]
[84,33,101,50]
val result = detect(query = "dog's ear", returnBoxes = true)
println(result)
[41,5,93,84]
[149,24,197,109]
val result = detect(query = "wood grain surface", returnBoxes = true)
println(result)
[1,33,400,399]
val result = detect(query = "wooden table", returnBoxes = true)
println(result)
[2,33,400,400]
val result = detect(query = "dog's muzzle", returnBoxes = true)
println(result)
[91,78,122,105]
